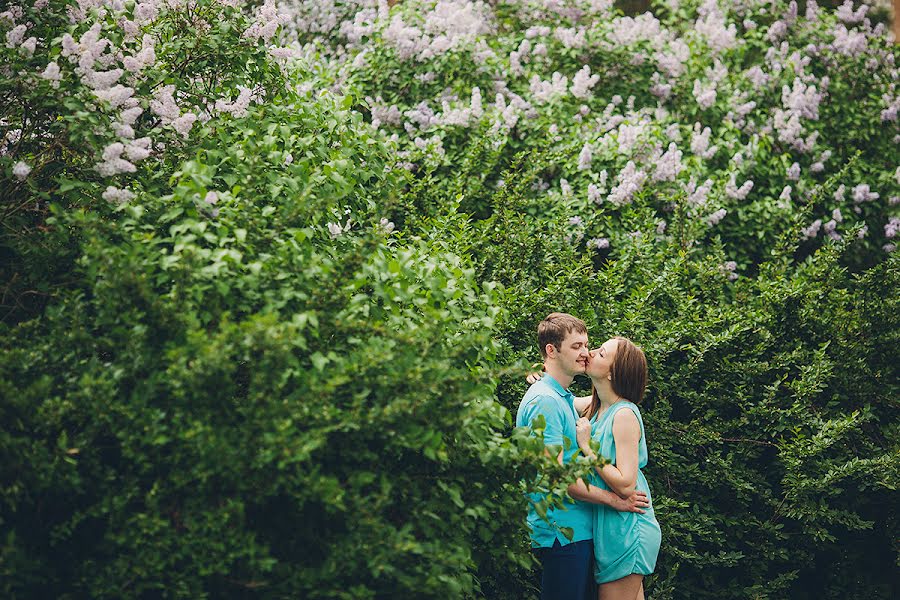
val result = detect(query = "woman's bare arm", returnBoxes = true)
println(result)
[596,409,641,497]
[573,395,592,416]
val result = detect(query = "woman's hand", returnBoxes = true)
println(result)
[575,417,592,451]
[525,371,543,384]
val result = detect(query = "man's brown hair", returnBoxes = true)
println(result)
[538,312,588,358]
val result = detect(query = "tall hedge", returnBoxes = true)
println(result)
[1,0,898,598]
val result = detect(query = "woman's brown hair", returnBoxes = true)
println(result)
[584,337,648,420]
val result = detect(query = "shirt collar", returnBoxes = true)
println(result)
[542,373,574,401]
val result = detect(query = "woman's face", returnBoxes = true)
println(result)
[586,338,618,380]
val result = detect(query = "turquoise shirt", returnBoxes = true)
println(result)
[516,375,593,548]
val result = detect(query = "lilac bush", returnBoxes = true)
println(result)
[270,0,897,266]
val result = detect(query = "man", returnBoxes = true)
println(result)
[517,313,649,600]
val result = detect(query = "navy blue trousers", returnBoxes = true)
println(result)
[535,539,595,600]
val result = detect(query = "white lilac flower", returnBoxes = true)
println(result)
[656,220,667,235]
[530,72,568,103]
[695,5,737,53]
[6,24,26,48]
[720,261,738,280]
[150,85,180,124]
[616,123,645,154]
[802,219,822,238]
[243,0,286,44]
[745,66,768,88]
[664,124,682,142]
[607,14,663,46]
[102,186,135,204]
[588,183,603,204]
[832,208,843,222]
[691,124,717,159]
[216,86,254,119]
[327,222,344,238]
[96,143,137,176]
[560,178,572,197]
[93,84,135,108]
[693,79,717,110]
[578,143,593,171]
[568,216,583,226]
[653,143,684,182]
[608,162,647,206]
[172,113,197,138]
[832,24,868,56]
[655,39,690,78]
[12,161,31,180]
[470,87,483,119]
[571,65,600,99]
[857,225,868,238]
[120,106,143,126]
[782,79,821,120]
[124,138,151,162]
[884,243,896,253]
[555,27,586,49]
[20,36,36,56]
[787,162,801,180]
[895,167,900,185]
[725,176,754,200]
[649,73,673,100]
[779,186,792,202]
[40,61,61,87]
[890,196,900,206]
[379,218,395,234]
[687,178,714,207]
[587,237,610,250]
[707,208,727,225]
[836,0,867,24]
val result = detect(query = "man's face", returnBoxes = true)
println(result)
[554,330,590,376]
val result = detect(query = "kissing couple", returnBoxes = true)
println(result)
[517,313,661,600]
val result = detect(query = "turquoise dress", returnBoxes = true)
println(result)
[590,401,661,584]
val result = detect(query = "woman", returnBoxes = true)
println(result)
[575,336,661,600]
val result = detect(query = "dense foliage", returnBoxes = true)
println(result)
[1,0,897,598]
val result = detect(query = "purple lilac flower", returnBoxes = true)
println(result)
[707,208,727,225]
[885,217,900,239]
[802,219,822,238]
[852,184,879,203]
[578,143,593,171]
